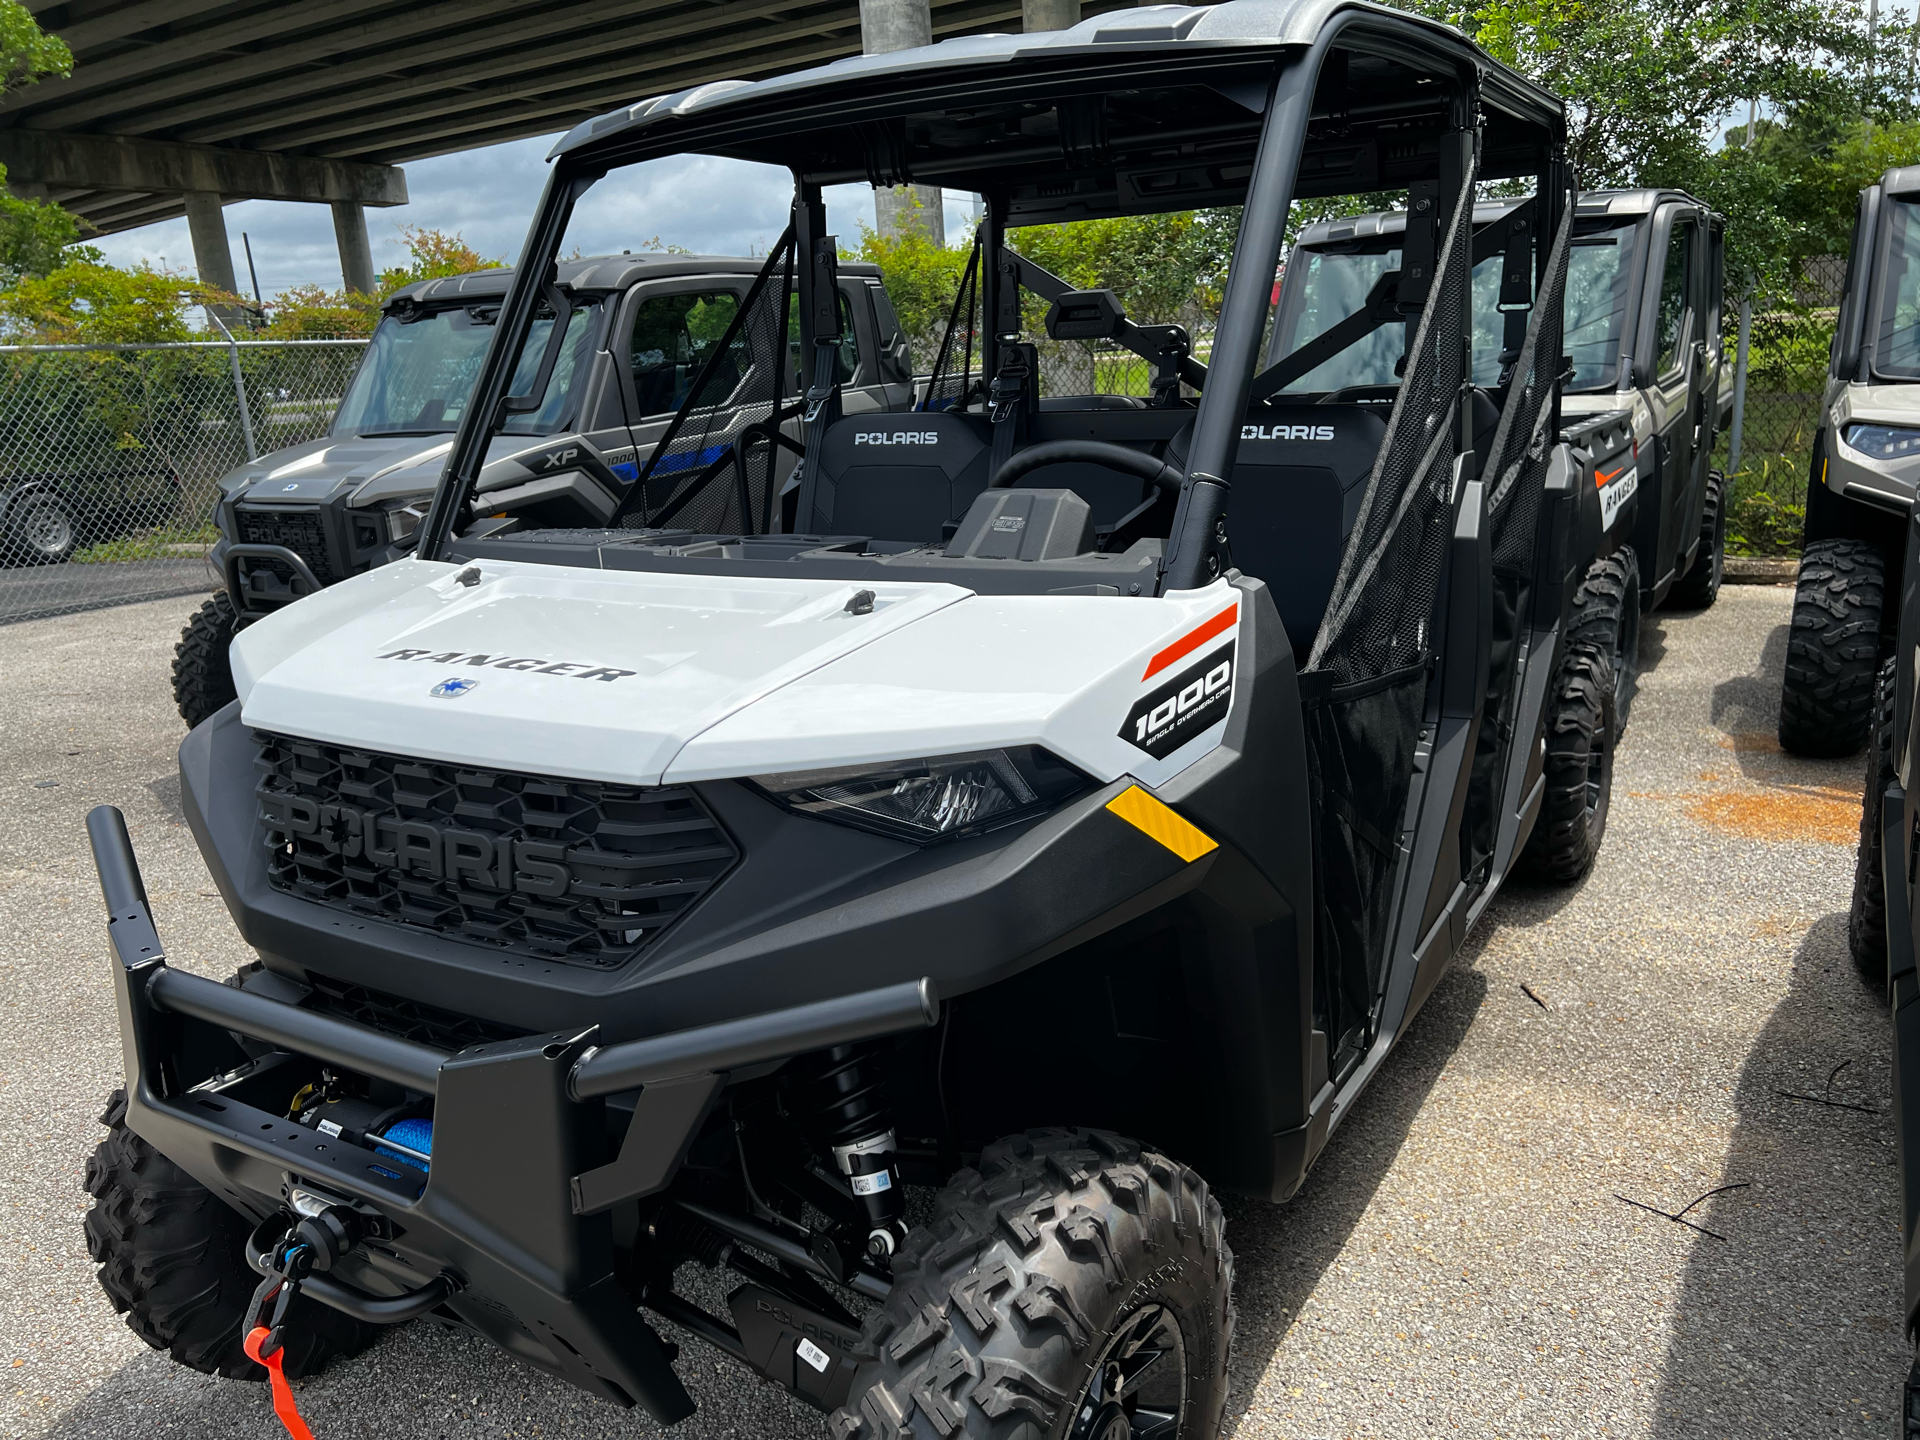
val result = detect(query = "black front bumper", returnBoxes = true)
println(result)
[87,805,937,1419]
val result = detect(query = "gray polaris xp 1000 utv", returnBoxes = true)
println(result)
[1277,186,1728,737]
[1779,165,1920,758]
[172,253,912,726]
[83,4,1625,1435]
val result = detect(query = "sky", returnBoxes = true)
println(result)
[87,133,983,303]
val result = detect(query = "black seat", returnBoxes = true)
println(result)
[800,411,991,540]
[1166,404,1388,654]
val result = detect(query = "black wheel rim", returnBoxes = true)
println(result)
[1067,1303,1186,1440]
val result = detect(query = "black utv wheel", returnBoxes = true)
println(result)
[83,1089,379,1380]
[1780,538,1886,757]
[1519,647,1616,884]
[835,1128,1232,1440]
[1666,470,1726,611]
[1566,548,1641,733]
[1850,657,1897,993]
[172,590,239,728]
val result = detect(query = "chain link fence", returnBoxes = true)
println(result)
[0,331,366,625]
[1716,257,1844,557]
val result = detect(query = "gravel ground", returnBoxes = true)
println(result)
[0,584,1900,1440]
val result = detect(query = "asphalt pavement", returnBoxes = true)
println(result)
[0,583,1901,1439]
[0,558,211,627]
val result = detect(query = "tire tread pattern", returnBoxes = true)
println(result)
[834,1129,1233,1440]
[83,1088,377,1380]
[1667,470,1725,611]
[171,591,239,729]
[1780,539,1885,757]
[1518,647,1616,884]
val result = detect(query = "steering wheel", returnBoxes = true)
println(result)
[989,440,1183,497]
[1316,384,1400,406]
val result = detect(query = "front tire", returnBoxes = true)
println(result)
[83,1089,379,1380]
[1850,657,1897,993]
[835,1128,1233,1440]
[1566,548,1641,733]
[172,590,239,728]
[1666,470,1725,610]
[1780,538,1885,757]
[1519,647,1616,884]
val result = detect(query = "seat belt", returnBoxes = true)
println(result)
[987,341,1037,480]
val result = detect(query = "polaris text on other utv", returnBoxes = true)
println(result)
[83,5,1624,1436]
[1779,165,1920,757]
[172,253,913,726]
[1277,186,1728,736]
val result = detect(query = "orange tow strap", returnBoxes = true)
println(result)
[243,1326,316,1440]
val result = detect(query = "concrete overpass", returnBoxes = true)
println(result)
[2,0,1129,293]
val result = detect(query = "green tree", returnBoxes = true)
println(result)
[263,225,504,337]
[0,0,68,93]
[0,4,88,286]
[0,260,209,343]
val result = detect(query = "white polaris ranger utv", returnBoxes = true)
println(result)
[83,5,1626,1437]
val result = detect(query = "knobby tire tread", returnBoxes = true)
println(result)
[83,1088,378,1380]
[172,591,239,729]
[834,1128,1233,1440]
[1780,539,1885,757]
[1518,647,1615,884]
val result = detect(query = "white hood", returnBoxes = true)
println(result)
[235,559,969,784]
[233,559,1246,789]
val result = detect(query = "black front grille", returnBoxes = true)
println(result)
[235,504,337,584]
[256,733,739,969]
[304,975,528,1050]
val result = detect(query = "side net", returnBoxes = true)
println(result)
[1299,154,1476,1057]
[1462,199,1575,879]
[919,228,983,413]
[614,227,796,534]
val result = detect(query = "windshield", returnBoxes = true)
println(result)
[1269,243,1504,392]
[1563,222,1639,391]
[1877,198,1920,380]
[332,301,599,438]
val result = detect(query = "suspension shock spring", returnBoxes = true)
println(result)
[809,1042,907,1262]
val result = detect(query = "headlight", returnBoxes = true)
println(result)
[386,504,426,542]
[1842,423,1920,462]
[750,746,1092,844]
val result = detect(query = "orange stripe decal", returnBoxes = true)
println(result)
[1142,604,1239,681]
[1595,466,1623,486]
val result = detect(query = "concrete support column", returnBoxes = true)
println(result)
[860,0,943,246]
[332,199,376,294]
[183,191,237,293]
[1023,0,1080,28]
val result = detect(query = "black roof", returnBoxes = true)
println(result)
[386,253,882,309]
[543,0,1565,216]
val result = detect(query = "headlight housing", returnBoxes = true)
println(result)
[750,746,1092,844]
[1842,423,1920,463]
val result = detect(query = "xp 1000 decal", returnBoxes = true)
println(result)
[1121,641,1235,760]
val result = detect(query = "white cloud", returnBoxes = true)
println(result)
[83,135,985,299]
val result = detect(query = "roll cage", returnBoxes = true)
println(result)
[416,0,1569,605]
